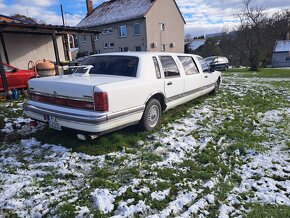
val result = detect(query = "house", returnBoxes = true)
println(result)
[272,40,290,68]
[0,15,99,69]
[76,0,185,55]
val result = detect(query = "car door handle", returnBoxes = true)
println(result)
[167,82,173,86]
[204,75,208,78]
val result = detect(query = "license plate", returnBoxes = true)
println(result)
[48,116,62,131]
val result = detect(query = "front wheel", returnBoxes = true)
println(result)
[140,99,162,131]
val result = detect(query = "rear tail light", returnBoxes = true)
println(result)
[29,93,94,110]
[94,92,108,112]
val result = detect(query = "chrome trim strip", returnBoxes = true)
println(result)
[28,91,94,102]
[166,82,216,103]
[108,106,145,120]
[23,103,145,125]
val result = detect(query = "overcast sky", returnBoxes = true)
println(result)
[0,0,289,37]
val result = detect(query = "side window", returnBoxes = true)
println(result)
[197,57,210,73]
[178,56,199,75]
[159,56,180,78]
[153,57,161,79]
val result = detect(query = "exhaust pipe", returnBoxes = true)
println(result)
[77,133,98,141]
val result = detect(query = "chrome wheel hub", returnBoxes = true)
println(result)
[147,105,159,128]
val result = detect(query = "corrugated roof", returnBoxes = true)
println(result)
[77,0,154,28]
[274,40,290,52]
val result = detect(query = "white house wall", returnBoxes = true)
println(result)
[0,33,65,69]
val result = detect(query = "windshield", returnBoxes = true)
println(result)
[75,55,139,77]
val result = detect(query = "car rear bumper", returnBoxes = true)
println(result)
[23,102,144,133]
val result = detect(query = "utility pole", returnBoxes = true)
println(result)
[60,4,65,26]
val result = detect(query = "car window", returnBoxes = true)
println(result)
[197,57,210,73]
[76,56,139,77]
[205,57,215,63]
[159,56,180,78]
[153,57,161,79]
[178,56,199,75]
[4,65,14,72]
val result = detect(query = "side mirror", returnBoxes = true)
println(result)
[210,67,215,72]
[12,68,18,72]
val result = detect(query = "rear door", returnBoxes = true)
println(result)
[159,56,184,102]
[178,56,202,98]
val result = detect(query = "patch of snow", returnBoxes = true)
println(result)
[91,189,115,214]
[113,200,150,217]
[151,189,170,201]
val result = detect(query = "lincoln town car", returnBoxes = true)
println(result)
[24,52,221,139]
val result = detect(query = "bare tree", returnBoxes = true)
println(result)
[233,0,268,71]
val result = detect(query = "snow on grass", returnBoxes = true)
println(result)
[218,107,290,217]
[91,189,115,214]
[151,189,170,201]
[0,73,289,217]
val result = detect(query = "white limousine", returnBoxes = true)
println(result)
[24,52,221,140]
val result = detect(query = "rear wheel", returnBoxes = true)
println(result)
[140,99,161,131]
[211,78,220,94]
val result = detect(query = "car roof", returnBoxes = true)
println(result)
[91,52,200,58]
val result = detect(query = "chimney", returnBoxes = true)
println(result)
[86,0,93,16]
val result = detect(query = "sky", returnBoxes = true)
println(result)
[0,0,289,37]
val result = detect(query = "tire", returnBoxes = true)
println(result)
[211,78,220,95]
[140,99,162,131]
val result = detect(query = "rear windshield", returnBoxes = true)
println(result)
[76,55,139,77]
[205,57,216,63]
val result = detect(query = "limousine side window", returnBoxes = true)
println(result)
[197,56,210,73]
[153,57,161,79]
[178,56,199,75]
[159,56,180,78]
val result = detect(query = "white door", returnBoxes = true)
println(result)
[159,56,184,103]
[197,56,217,94]
[177,56,202,99]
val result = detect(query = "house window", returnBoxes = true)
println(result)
[119,25,127,38]
[286,57,290,62]
[83,35,87,43]
[178,56,199,75]
[159,56,180,78]
[124,47,129,52]
[95,35,99,41]
[104,43,108,49]
[161,44,166,52]
[119,47,123,52]
[153,57,161,79]
[133,23,140,36]
[135,46,141,51]
[109,42,115,48]
[160,23,165,31]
